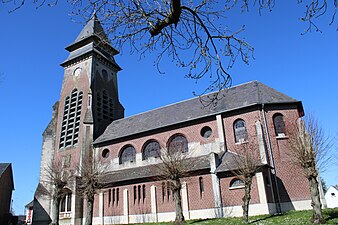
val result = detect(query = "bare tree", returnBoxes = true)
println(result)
[288,115,332,224]
[44,159,72,225]
[77,148,105,225]
[156,144,192,225]
[3,1,336,104]
[228,142,262,224]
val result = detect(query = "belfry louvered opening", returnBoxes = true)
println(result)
[59,89,83,149]
[96,89,114,122]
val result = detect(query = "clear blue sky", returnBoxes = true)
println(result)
[0,2,337,214]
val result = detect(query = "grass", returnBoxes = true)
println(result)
[130,208,338,225]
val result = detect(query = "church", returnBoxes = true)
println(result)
[32,15,319,225]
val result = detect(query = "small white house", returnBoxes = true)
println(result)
[325,186,338,208]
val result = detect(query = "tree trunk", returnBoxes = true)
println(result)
[85,196,94,225]
[173,179,184,224]
[309,175,325,224]
[242,176,253,224]
[51,197,60,225]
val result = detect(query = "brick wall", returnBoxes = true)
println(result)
[97,118,218,169]
[263,105,311,202]
[219,175,260,206]
[186,174,215,210]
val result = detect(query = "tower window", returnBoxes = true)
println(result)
[234,119,248,143]
[273,113,286,137]
[96,89,114,123]
[60,192,72,212]
[59,89,83,149]
[102,69,108,81]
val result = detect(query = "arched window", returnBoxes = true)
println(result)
[60,191,72,212]
[102,69,108,81]
[230,178,244,188]
[59,89,83,149]
[234,119,248,143]
[168,134,188,153]
[142,140,161,160]
[273,113,286,136]
[119,145,136,164]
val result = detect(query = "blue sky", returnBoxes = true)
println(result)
[0,2,337,214]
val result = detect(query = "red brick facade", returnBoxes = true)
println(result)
[34,15,315,225]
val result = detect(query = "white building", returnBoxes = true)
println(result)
[325,186,338,208]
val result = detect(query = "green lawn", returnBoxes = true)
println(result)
[131,208,338,225]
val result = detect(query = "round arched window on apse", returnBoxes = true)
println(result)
[102,149,110,159]
[201,126,212,139]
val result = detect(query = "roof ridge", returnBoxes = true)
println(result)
[114,81,258,122]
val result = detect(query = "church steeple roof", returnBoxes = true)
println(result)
[72,13,109,46]
[61,14,120,69]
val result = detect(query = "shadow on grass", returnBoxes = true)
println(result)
[249,213,284,224]
[190,219,212,223]
[325,209,338,222]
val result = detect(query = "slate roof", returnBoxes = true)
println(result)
[215,151,267,173]
[25,200,34,208]
[61,14,120,68]
[95,81,301,144]
[65,14,110,51]
[100,155,210,185]
[74,14,109,44]
[0,163,11,176]
[0,163,14,190]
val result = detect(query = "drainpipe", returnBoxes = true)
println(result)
[261,104,281,213]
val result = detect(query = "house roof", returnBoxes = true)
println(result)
[0,163,14,190]
[100,155,210,185]
[25,200,34,208]
[95,81,302,145]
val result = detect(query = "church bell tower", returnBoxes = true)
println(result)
[33,14,124,225]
